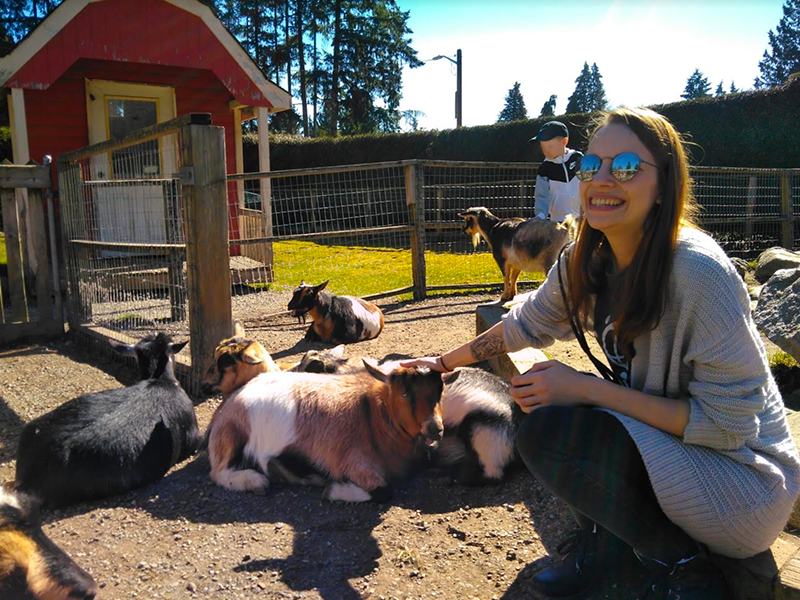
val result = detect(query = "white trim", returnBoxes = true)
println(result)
[257,106,273,236]
[0,0,291,111]
[9,88,35,272]
[233,106,244,203]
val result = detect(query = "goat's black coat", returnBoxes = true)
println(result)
[15,334,201,508]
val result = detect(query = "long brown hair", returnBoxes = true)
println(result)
[567,107,699,354]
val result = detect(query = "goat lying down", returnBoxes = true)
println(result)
[0,487,97,600]
[288,280,384,344]
[202,330,445,502]
[291,346,521,485]
[15,334,201,508]
[459,207,574,302]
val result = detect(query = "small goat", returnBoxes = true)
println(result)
[202,335,445,502]
[288,280,384,344]
[459,207,574,302]
[15,334,201,508]
[289,348,521,485]
[0,486,97,600]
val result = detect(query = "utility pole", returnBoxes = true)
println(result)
[456,49,462,128]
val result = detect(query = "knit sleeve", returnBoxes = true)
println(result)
[503,253,575,352]
[679,250,768,451]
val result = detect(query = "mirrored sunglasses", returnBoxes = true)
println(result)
[576,152,659,182]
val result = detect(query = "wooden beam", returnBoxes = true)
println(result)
[0,165,51,189]
[27,189,54,320]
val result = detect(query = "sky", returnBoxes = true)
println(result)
[395,0,787,132]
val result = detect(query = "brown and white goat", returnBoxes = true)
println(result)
[0,487,97,600]
[202,335,445,502]
[288,280,384,344]
[459,207,575,302]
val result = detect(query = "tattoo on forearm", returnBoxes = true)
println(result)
[470,330,507,361]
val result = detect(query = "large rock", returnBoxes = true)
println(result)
[755,267,800,363]
[754,247,800,284]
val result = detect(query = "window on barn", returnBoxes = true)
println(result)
[107,97,160,179]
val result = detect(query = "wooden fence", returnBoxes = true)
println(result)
[0,161,63,345]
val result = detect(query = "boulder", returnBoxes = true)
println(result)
[754,247,800,284]
[730,257,749,280]
[755,267,800,363]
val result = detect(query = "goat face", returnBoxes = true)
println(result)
[363,360,445,447]
[458,207,489,249]
[202,337,278,397]
[0,488,97,600]
[109,333,187,381]
[288,280,329,318]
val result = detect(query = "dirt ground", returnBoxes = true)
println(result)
[0,290,784,600]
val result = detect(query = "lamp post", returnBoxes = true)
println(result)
[431,49,462,128]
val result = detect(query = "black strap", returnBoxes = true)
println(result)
[556,245,622,385]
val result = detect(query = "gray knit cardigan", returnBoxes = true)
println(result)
[503,227,800,558]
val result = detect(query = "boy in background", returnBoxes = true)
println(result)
[531,121,583,222]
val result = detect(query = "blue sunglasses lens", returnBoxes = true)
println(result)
[577,153,643,182]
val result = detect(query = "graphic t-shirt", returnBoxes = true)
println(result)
[593,288,634,388]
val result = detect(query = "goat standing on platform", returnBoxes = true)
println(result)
[288,280,384,344]
[15,334,201,508]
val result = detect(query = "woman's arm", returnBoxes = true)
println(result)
[403,322,509,372]
[510,361,690,437]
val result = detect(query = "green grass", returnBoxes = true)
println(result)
[269,240,544,297]
[769,350,798,369]
[0,233,6,267]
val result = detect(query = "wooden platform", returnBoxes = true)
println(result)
[476,299,800,600]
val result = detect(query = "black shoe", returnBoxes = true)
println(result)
[530,527,601,600]
[634,548,730,600]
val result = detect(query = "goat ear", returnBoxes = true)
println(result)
[232,320,245,337]
[330,344,345,358]
[362,358,388,384]
[170,340,188,354]
[109,339,137,357]
[242,345,264,365]
[314,280,329,293]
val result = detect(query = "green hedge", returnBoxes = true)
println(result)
[246,75,800,171]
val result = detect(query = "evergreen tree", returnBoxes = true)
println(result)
[0,0,61,41]
[681,69,712,99]
[730,81,739,93]
[565,62,593,113]
[497,82,528,123]
[589,63,608,111]
[539,94,557,117]
[715,81,724,95]
[755,0,800,88]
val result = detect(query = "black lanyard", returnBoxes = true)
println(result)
[556,245,623,386]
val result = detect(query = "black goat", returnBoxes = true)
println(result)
[15,334,201,508]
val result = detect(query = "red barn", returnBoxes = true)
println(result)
[0,0,290,252]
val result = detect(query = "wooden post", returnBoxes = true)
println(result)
[181,122,232,391]
[1,188,28,322]
[780,172,793,250]
[406,163,426,300]
[257,107,275,281]
[745,175,757,239]
[26,189,54,322]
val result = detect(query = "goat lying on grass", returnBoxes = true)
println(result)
[202,328,446,502]
[288,280,384,344]
[291,346,522,485]
[15,334,201,508]
[0,486,97,600]
[459,206,574,302]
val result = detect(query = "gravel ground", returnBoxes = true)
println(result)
[0,289,793,600]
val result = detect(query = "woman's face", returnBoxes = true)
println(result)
[580,123,660,243]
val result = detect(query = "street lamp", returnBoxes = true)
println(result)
[430,49,462,128]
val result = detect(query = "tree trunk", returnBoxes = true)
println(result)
[297,0,309,136]
[329,0,342,136]
[285,0,291,99]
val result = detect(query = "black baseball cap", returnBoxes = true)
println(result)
[530,121,569,142]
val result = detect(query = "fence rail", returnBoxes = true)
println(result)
[53,115,800,395]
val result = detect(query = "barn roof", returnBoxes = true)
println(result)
[0,0,291,111]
